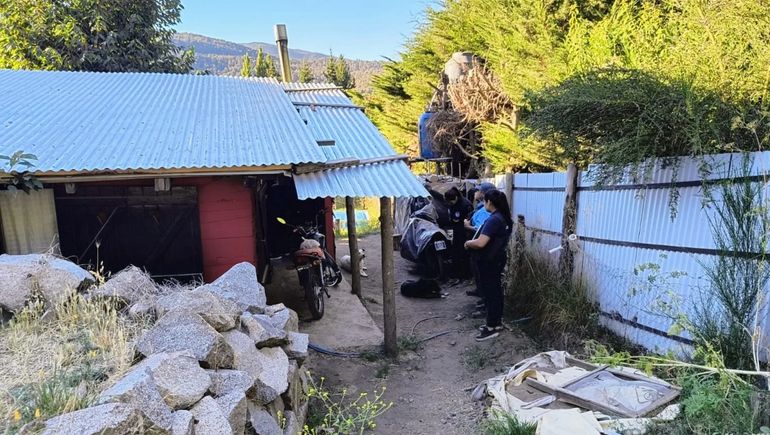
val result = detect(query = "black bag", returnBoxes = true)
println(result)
[400,279,442,299]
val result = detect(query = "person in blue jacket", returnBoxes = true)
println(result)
[464,182,496,300]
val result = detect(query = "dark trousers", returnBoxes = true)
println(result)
[450,225,470,279]
[479,259,505,327]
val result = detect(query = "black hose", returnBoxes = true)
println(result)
[411,316,445,335]
[418,330,458,343]
[308,343,361,358]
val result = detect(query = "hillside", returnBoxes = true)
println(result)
[174,32,382,91]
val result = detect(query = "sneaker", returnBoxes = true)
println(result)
[475,326,501,342]
[479,324,504,331]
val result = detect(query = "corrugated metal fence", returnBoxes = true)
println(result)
[505,151,770,356]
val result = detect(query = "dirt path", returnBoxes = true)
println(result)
[306,234,538,434]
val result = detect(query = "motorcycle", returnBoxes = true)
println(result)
[276,217,342,320]
[399,203,450,280]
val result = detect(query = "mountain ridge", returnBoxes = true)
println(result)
[174,32,382,90]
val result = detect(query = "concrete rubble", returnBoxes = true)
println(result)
[40,261,311,435]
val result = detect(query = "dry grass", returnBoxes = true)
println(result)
[0,292,152,431]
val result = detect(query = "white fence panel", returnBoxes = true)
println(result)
[511,151,770,355]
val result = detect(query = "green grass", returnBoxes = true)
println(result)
[374,363,390,379]
[397,334,421,353]
[462,345,491,370]
[482,412,536,435]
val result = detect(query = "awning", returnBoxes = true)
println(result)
[293,161,429,199]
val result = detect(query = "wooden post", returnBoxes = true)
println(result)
[345,197,361,297]
[559,164,579,284]
[380,196,397,357]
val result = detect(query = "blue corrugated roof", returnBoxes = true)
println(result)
[294,161,428,199]
[285,83,429,198]
[0,71,427,198]
[0,70,325,173]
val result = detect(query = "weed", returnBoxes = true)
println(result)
[463,345,491,370]
[374,364,390,379]
[303,375,392,435]
[505,249,599,347]
[693,154,770,371]
[397,334,421,353]
[588,343,770,434]
[0,293,151,430]
[482,412,536,435]
[363,296,380,305]
[359,349,383,363]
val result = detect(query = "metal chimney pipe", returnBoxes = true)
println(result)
[274,24,292,82]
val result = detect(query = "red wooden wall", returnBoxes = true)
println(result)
[196,178,257,282]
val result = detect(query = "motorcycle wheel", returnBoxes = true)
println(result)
[304,267,325,320]
[324,252,343,286]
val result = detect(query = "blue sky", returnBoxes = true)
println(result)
[176,1,435,60]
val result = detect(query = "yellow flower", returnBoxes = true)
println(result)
[12,409,21,421]
[34,408,41,418]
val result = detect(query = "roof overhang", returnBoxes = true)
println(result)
[293,161,430,199]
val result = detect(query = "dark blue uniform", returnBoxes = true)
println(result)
[476,211,511,327]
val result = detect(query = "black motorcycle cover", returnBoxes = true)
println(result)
[399,204,448,263]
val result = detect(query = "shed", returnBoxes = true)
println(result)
[0,70,427,285]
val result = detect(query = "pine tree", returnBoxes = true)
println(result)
[265,54,278,79]
[334,55,355,89]
[298,61,314,83]
[254,47,268,77]
[240,55,252,77]
[324,51,338,85]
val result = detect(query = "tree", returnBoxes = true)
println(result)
[323,51,355,89]
[334,55,355,89]
[298,61,314,83]
[254,47,268,77]
[367,0,770,173]
[324,51,338,84]
[0,0,193,73]
[240,54,252,77]
[264,54,278,79]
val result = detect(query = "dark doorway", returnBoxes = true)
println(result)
[54,185,203,281]
[265,181,326,258]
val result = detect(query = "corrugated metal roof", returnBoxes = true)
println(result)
[0,70,326,173]
[287,84,429,198]
[294,161,428,199]
[296,106,394,160]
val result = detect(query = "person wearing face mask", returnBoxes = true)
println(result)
[444,186,473,282]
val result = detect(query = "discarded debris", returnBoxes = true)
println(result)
[474,351,681,435]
